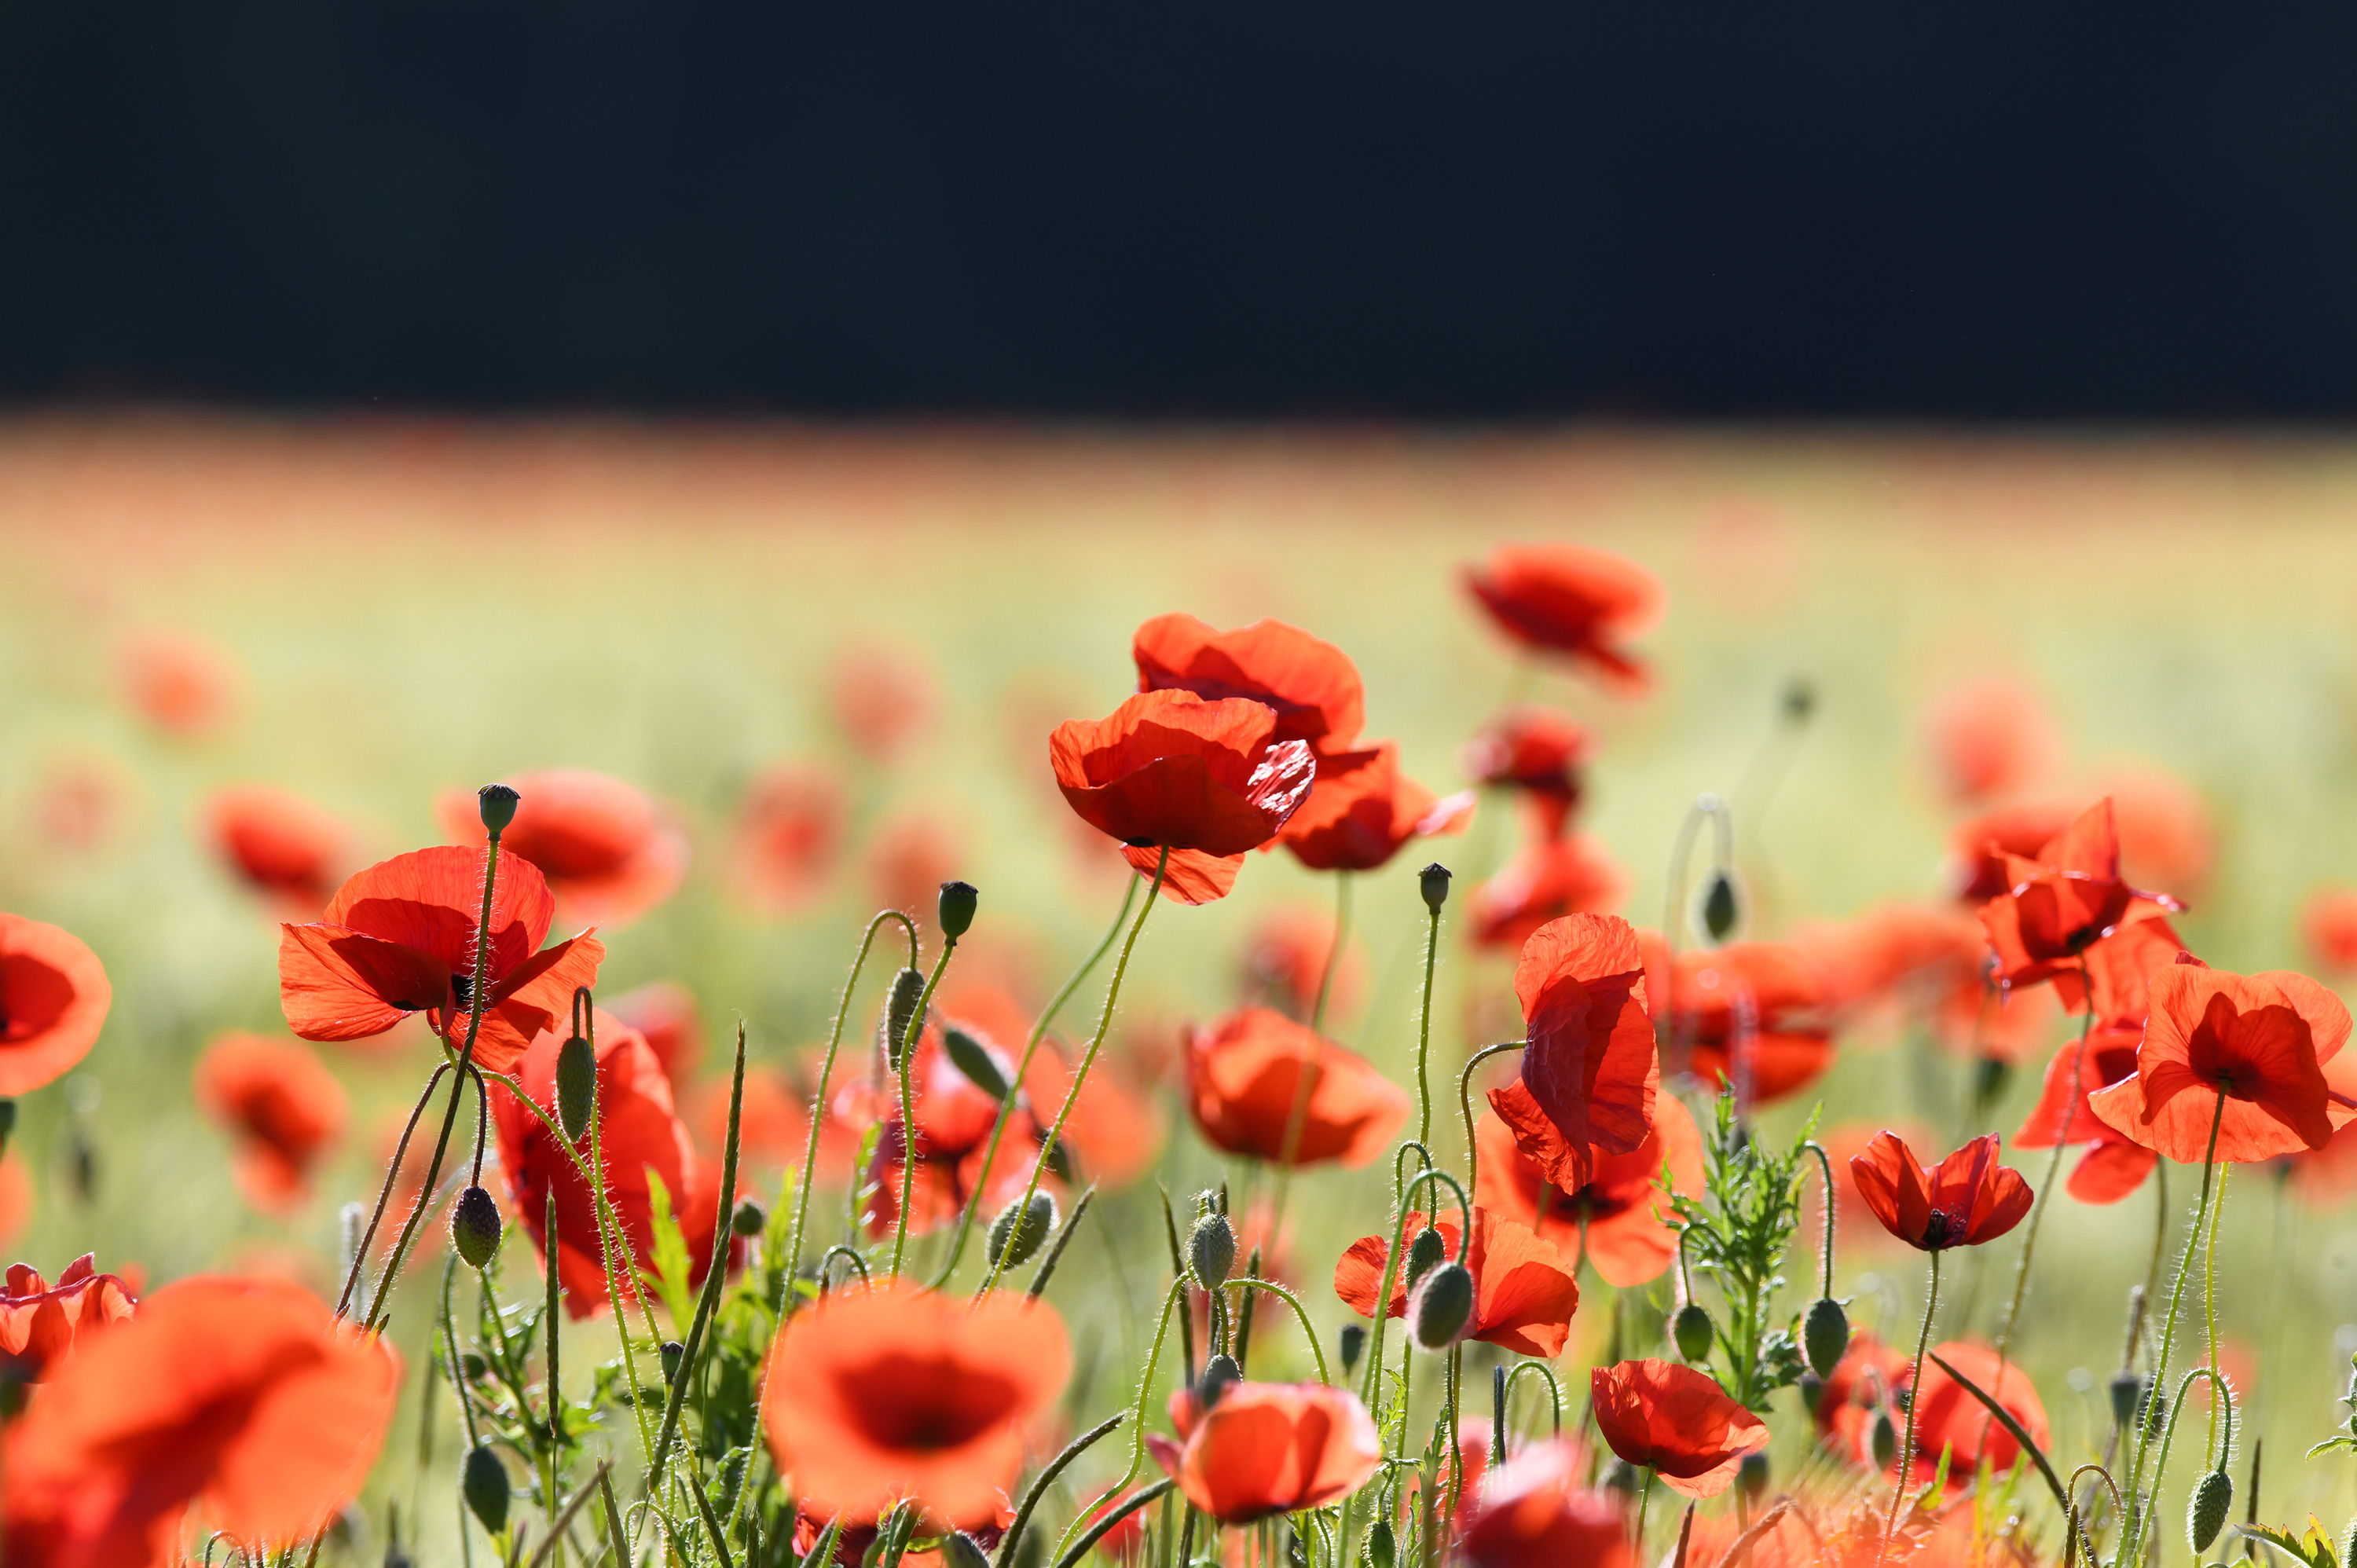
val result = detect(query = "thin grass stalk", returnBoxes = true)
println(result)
[889,935,963,1281]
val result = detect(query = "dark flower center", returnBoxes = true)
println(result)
[449,970,475,1011]
[1919,1207,1967,1250]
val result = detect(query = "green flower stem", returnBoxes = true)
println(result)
[335,1061,452,1318]
[647,1021,748,1489]
[1219,1277,1330,1384]
[1359,1169,1471,1417]
[2119,1090,2227,1562]
[1995,959,2098,1365]
[1879,1249,1941,1567]
[2203,1159,2233,1460]
[1456,1040,1528,1200]
[1414,896,1441,1147]
[1505,1361,1563,1440]
[1056,1277,1189,1563]
[1634,1467,1656,1555]
[889,937,963,1281]
[1800,1141,1837,1299]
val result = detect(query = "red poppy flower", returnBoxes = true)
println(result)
[277,845,603,1072]
[2089,959,2357,1163]
[117,628,239,739]
[1485,914,1656,1192]
[0,1255,134,1381]
[764,1280,1069,1528]
[1050,691,1317,904]
[1461,705,1590,841]
[1463,544,1663,691]
[2,1274,399,1568]
[1945,800,2081,904]
[830,642,938,763]
[195,1032,349,1215]
[1648,938,1836,1106]
[1457,1440,1633,1568]
[203,786,350,915]
[1182,1007,1409,1168]
[2014,1023,2155,1203]
[1467,835,1629,951]
[1848,1132,2033,1251]
[1277,742,1472,873]
[1918,677,2062,808]
[0,914,112,1097]
[1891,1343,2050,1486]
[867,811,966,932]
[608,979,703,1086]
[2306,889,2357,976]
[1334,1204,1581,1357]
[438,769,687,930]
[1473,1093,1703,1287]
[1589,1358,1769,1498]
[1808,1123,1939,1255]
[1812,1331,1909,1462]
[1977,798,2183,998]
[2293,1049,2357,1205]
[1241,906,1362,1020]
[1146,1380,1381,1522]
[731,761,849,913]
[1132,614,1366,753]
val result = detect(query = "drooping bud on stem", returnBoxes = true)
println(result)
[462,1445,509,1533]
[1798,1370,1825,1416]
[1409,1261,1474,1350]
[2188,1469,2232,1552]
[941,1026,1010,1100]
[885,967,926,1071]
[1339,1323,1366,1378]
[555,1032,596,1143]
[2109,1370,2143,1430]
[1199,1353,1242,1409]
[1803,1296,1849,1379]
[476,783,519,836]
[1188,1211,1237,1289]
[1871,1409,1898,1470]
[1419,863,1451,914]
[660,1339,685,1384]
[1365,1519,1397,1568]
[1695,869,1741,945]
[452,1185,501,1269]
[731,1197,767,1238]
[988,1192,1058,1268]
[937,881,979,940]
[1673,1301,1715,1363]
[1404,1226,1448,1295]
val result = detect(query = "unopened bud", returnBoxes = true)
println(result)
[1972,1055,2011,1106]
[2188,1469,2233,1552]
[555,1033,596,1142]
[1199,1353,1241,1409]
[937,881,979,940]
[940,1534,989,1568]
[1798,1370,1825,1416]
[1404,1227,1448,1295]
[1189,1211,1237,1288]
[1409,1261,1474,1350]
[462,1445,509,1533]
[1419,863,1451,914]
[1871,1409,1898,1470]
[451,1185,501,1269]
[2342,1515,2357,1568]
[1339,1323,1367,1377]
[1673,1302,1715,1362]
[660,1339,685,1384]
[988,1192,1058,1269]
[1738,1451,1769,1500]
[476,783,519,836]
[2109,1371,2143,1429]
[1696,869,1741,945]
[941,1026,1010,1100]
[1365,1519,1397,1568]
[731,1197,767,1238]
[1804,1297,1850,1379]
[885,968,926,1070]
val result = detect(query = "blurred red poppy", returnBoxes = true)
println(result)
[830,642,938,762]
[1849,1132,2033,1251]
[1474,1093,1703,1287]
[1812,1330,1908,1464]
[1457,1440,1633,1568]
[1133,613,1365,753]
[2,1275,398,1568]
[1240,906,1362,1020]
[867,811,965,931]
[1334,1204,1581,1357]
[1464,544,1663,691]
[1050,691,1316,903]
[2090,959,2357,1163]
[1649,938,1836,1106]
[0,914,112,1096]
[203,786,350,915]
[1589,1358,1769,1498]
[277,845,603,1072]
[607,979,703,1086]
[1892,1343,2049,1486]
[1467,835,1629,950]
[438,769,687,930]
[1486,914,1656,1192]
[2306,889,2357,976]
[1945,800,2081,904]
[1977,798,2183,999]
[765,1280,1069,1528]
[117,628,239,740]
[1147,1380,1381,1522]
[28,753,131,855]
[1461,705,1590,841]
[0,1255,134,1381]
[195,1032,349,1215]
[1278,742,1472,873]
[2293,1048,2357,1204]
[1918,676,2062,808]
[1183,1007,1409,1168]
[2014,1023,2155,1203]
[731,761,849,913]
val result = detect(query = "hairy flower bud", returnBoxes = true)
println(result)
[1798,1370,1826,1416]
[940,1533,990,1568]
[1199,1353,1242,1410]
[451,1185,501,1269]
[1804,1296,1850,1379]
[555,1032,596,1143]
[1404,1226,1448,1295]
[1696,869,1742,944]
[884,967,926,1070]
[731,1197,768,1238]
[941,1025,1010,1100]
[462,1445,509,1533]
[1673,1302,1715,1363]
[1409,1261,1474,1350]
[1189,1211,1237,1288]
[2188,1469,2233,1553]
[476,783,519,836]
[1420,863,1452,914]
[1365,1519,1397,1568]
[2108,1370,2142,1429]
[988,1192,1058,1269]
[660,1339,685,1384]
[1339,1323,1367,1377]
[1871,1409,1898,1471]
[937,881,979,940]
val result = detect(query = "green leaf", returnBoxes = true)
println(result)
[2238,1519,2340,1568]
[643,1169,697,1329]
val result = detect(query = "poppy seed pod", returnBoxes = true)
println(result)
[1189,1211,1237,1288]
[475,783,519,836]
[1803,1296,1849,1379]
[2188,1469,2233,1552]
[937,880,979,940]
[2109,1371,2143,1429]
[1696,869,1741,945]
[461,1444,509,1533]
[988,1192,1058,1269]
[1199,1353,1241,1409]
[1420,863,1451,913]
[884,967,926,1070]
[940,1533,990,1568]
[451,1185,501,1269]
[731,1197,767,1238]
[555,1033,596,1142]
[1339,1322,1366,1377]
[1409,1261,1474,1350]
[1673,1302,1715,1362]
[1404,1226,1448,1295]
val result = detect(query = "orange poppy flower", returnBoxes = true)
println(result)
[1945,800,2081,904]
[1240,906,1362,1020]
[0,914,112,1097]
[1277,742,1472,874]
[1485,914,1656,1192]
[203,786,350,915]
[830,642,938,763]
[1050,691,1317,904]
[1147,1380,1381,1522]
[2,1274,399,1567]
[1463,544,1663,691]
[1467,834,1629,951]
[2304,888,2357,975]
[0,1255,135,1380]
[1460,705,1590,841]
[1457,1440,1633,1568]
[1647,938,1835,1106]
[1848,1132,2033,1251]
[731,761,849,913]
[1589,1358,1769,1498]
[1473,1093,1703,1287]
[1809,1123,1938,1254]
[764,1280,1069,1528]
[2088,959,2357,1163]
[1132,614,1366,753]
[607,979,703,1086]
[117,628,239,740]
[2014,1024,2155,1203]
[2292,1048,2357,1205]
[1976,798,2183,999]
[437,768,687,930]
[1917,676,2062,808]
[1891,1342,2049,1486]
[1334,1204,1581,1357]
[194,1032,349,1215]
[277,845,604,1072]
[1182,1007,1409,1168]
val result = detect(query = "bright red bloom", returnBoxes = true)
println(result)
[764,1281,1069,1528]
[1467,834,1628,950]
[277,845,603,1072]
[2305,888,2357,975]
[1461,705,1590,841]
[1133,614,1365,752]
[2089,959,2357,1163]
[1892,1343,2050,1485]
[1486,914,1656,1192]
[117,628,239,739]
[1946,800,2081,904]
[1474,1093,1703,1287]
[1240,906,1362,1020]
[1918,676,2062,807]
[1463,544,1663,691]
[0,914,112,1097]
[2,1275,398,1568]
[203,786,350,914]
[1811,1123,1937,1253]
[731,761,849,913]
[1589,1358,1769,1498]
[194,1032,349,1214]
[608,979,703,1086]
[1977,798,2183,997]
[1457,1440,1633,1568]
[0,1255,135,1380]
[438,769,687,930]
[2015,1023,2155,1203]
[1050,691,1316,903]
[1183,1007,1409,1168]
[1277,742,1472,873]
[1848,1132,2033,1251]
[1334,1205,1581,1357]
[830,642,938,762]
[1147,1381,1381,1522]
[1649,937,1836,1105]
[1812,1331,1909,1462]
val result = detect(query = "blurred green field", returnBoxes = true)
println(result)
[8,413,2357,1559]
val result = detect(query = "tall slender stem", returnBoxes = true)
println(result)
[1634,1469,1655,1555]
[2120,1090,2227,1561]
[889,937,962,1281]
[1413,895,1441,1149]
[1879,1250,1942,1566]
[1310,870,1352,1037]
[2203,1159,2232,1459]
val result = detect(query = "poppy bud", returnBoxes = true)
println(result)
[1404,1226,1448,1295]
[1673,1302,1715,1363]
[1420,863,1451,913]
[2189,1469,2233,1552]
[2343,1515,2357,1568]
[2109,1370,2143,1429]
[941,1025,1010,1100]
[937,881,979,940]
[731,1197,768,1238]
[988,1192,1058,1269]
[452,1185,501,1269]
[1738,1451,1769,1500]
[1409,1261,1474,1350]
[1871,1409,1898,1470]
[660,1339,685,1384]
[1803,1296,1850,1379]
[462,1444,509,1533]
[940,1533,989,1568]
[1798,1370,1826,1416]
[884,967,926,1070]
[1189,1211,1237,1288]
[1783,678,1816,722]
[1365,1519,1397,1568]
[1339,1322,1367,1377]
[0,1098,15,1159]
[1972,1055,2011,1106]
[476,783,519,836]
[1198,1352,1243,1410]
[1696,869,1741,945]
[555,1033,596,1142]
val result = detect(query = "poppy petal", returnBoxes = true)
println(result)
[277,925,450,1042]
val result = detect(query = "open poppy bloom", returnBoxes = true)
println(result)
[1918,676,2062,808]
[1891,1342,2050,1486]
[1849,1132,2033,1251]
[1050,690,1317,903]
[1277,742,1472,873]
[1486,914,1656,1192]
[438,769,688,930]
[194,1032,349,1215]
[607,978,703,1086]
[2,1274,399,1568]
[838,1008,1053,1240]
[1945,800,2082,905]
[1589,1358,1769,1498]
[764,1280,1069,1528]
[1978,799,2183,998]
[1183,1007,1409,1168]
[1457,1440,1633,1568]
[277,845,603,1073]
[1473,1092,1703,1286]
[117,628,240,739]
[1463,543,1663,691]
[1333,1205,1580,1357]
[0,914,112,1097]
[731,761,849,913]
[1146,1380,1381,1522]
[1132,613,1366,753]
[1649,938,1838,1106]
[0,1255,135,1381]
[2089,958,2357,1163]
[1467,834,1629,951]
[2015,1024,2155,1202]
[203,785,350,915]
[1241,906,1361,1020]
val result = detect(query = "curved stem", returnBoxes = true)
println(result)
[1996,964,2097,1365]
[1220,1277,1331,1383]
[1801,1140,1837,1299]
[1414,898,1441,1148]
[818,1244,869,1291]
[1879,1250,1942,1566]
[1505,1361,1563,1439]
[2148,1367,2234,1537]
[2120,1091,2227,1563]
[1050,1480,1175,1568]
[1359,1143,1435,1412]
[1457,1040,1528,1199]
[1057,1277,1188,1563]
[889,937,962,1281]
[336,1062,452,1319]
